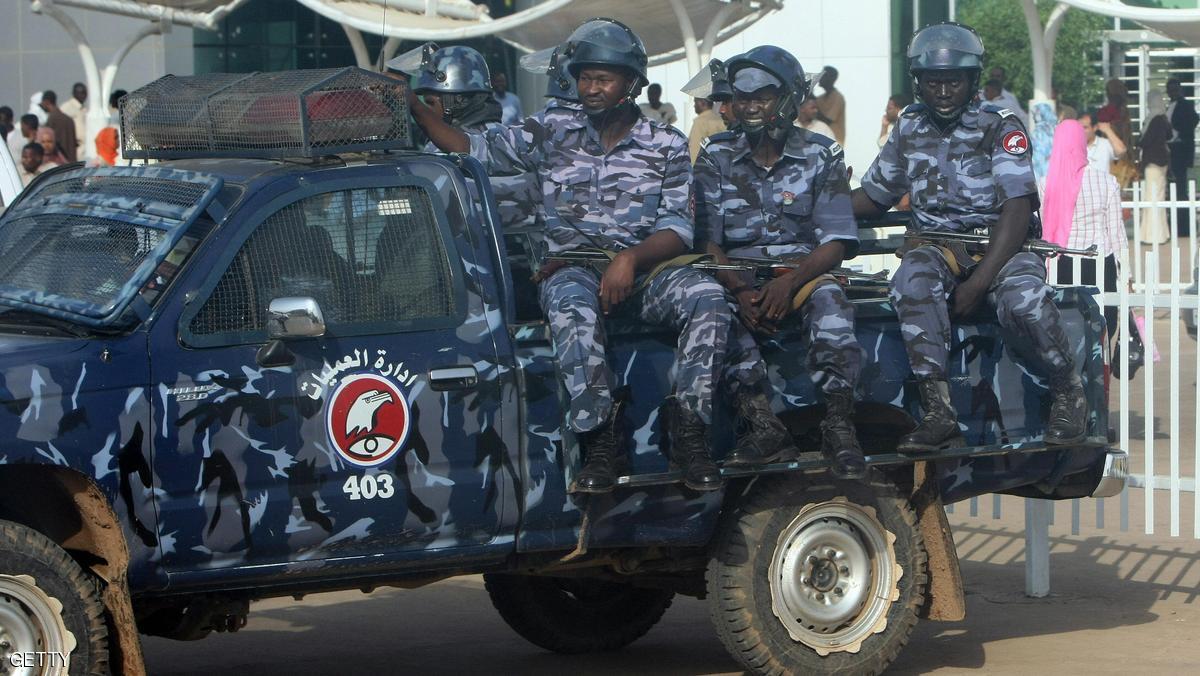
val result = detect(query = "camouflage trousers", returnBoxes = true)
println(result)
[539,265,768,433]
[766,279,862,393]
[890,246,1073,379]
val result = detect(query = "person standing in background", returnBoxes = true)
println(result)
[36,127,66,167]
[1040,119,1127,342]
[1096,78,1136,189]
[687,97,725,163]
[8,114,37,163]
[0,107,12,141]
[1167,78,1198,233]
[59,83,88,160]
[639,83,677,125]
[794,97,835,139]
[814,66,845,145]
[491,71,523,125]
[984,65,1029,128]
[92,89,126,167]
[878,93,910,147]
[18,143,44,186]
[1138,91,1172,245]
[1077,112,1127,174]
[39,91,77,163]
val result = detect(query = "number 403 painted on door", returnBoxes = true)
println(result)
[342,473,396,500]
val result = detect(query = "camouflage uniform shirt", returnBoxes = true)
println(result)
[693,128,859,258]
[468,103,693,252]
[860,101,1039,233]
[425,122,536,230]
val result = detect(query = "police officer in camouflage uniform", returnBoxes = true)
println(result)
[388,44,536,230]
[852,22,1087,452]
[693,47,865,479]
[407,19,790,493]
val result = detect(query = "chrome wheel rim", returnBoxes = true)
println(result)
[768,498,901,656]
[0,575,75,676]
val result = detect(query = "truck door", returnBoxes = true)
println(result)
[150,172,514,575]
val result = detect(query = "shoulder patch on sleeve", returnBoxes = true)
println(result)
[1000,129,1029,155]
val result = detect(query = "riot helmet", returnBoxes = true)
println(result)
[389,43,500,129]
[725,46,807,140]
[544,43,578,102]
[564,18,648,85]
[680,58,732,102]
[908,22,985,123]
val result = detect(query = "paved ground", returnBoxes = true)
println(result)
[141,495,1200,675]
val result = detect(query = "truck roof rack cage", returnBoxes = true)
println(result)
[120,67,412,160]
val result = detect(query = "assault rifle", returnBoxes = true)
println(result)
[542,250,889,285]
[904,230,1098,259]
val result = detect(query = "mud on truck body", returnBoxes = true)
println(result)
[0,69,1126,675]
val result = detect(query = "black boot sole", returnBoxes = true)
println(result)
[569,480,615,495]
[723,445,799,468]
[684,477,724,492]
[897,435,965,454]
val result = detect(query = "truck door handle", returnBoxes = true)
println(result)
[428,366,478,391]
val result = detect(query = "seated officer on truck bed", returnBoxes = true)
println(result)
[850,21,1088,452]
[405,18,793,494]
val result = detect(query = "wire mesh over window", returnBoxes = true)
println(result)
[121,68,411,160]
[190,185,456,338]
[0,214,164,311]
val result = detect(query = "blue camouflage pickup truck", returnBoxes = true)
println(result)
[0,69,1126,676]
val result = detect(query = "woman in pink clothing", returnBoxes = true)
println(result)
[1041,118,1128,340]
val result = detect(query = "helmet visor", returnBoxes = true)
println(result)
[520,46,557,75]
[387,43,437,75]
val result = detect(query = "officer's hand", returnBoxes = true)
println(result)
[951,278,987,319]
[754,274,801,325]
[733,287,767,331]
[600,252,636,314]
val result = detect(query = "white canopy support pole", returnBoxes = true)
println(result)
[342,24,374,70]
[1020,0,1053,101]
[294,0,572,43]
[698,2,736,65]
[95,20,165,160]
[1043,3,1070,90]
[31,0,102,160]
[379,37,403,72]
[667,0,701,75]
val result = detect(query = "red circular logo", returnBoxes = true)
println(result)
[1002,130,1029,155]
[326,373,411,467]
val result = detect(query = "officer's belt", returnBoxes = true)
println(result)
[900,235,982,278]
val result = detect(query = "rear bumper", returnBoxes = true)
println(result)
[1091,447,1129,498]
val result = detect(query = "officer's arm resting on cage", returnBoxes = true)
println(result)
[967,195,1033,288]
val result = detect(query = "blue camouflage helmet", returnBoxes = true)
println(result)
[725,46,807,137]
[563,17,648,85]
[907,22,985,75]
[413,45,493,95]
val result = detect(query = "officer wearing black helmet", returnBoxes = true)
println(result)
[406,18,788,493]
[851,22,1087,452]
[388,43,535,230]
[691,45,865,479]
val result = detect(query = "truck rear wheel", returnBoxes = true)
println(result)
[708,478,927,676]
[483,574,674,654]
[0,520,108,675]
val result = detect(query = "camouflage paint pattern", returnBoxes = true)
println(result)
[413,45,493,95]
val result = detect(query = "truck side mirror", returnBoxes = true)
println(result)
[266,297,326,339]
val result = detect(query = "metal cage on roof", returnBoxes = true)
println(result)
[120,67,412,160]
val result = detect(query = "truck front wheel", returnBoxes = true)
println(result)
[0,519,108,675]
[708,478,927,676]
[483,574,674,654]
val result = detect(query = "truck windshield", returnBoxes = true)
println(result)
[0,167,222,328]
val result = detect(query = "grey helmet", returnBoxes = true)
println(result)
[725,45,807,139]
[389,43,493,95]
[564,17,648,86]
[907,22,985,121]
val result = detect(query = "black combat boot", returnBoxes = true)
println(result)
[669,401,723,492]
[570,403,624,494]
[723,388,798,467]
[1045,368,1087,445]
[820,389,866,479]
[897,379,963,453]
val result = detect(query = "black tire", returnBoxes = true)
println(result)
[483,574,674,654]
[0,519,108,675]
[708,477,927,676]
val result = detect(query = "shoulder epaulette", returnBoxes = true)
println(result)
[979,102,1016,119]
[900,103,927,117]
[801,129,844,158]
[702,129,738,151]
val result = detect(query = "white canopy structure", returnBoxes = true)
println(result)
[28,0,780,157]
